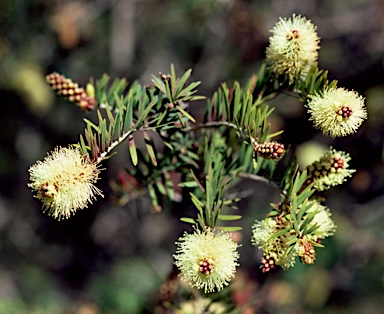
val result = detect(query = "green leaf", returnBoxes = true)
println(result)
[179,181,199,188]
[180,217,196,224]
[129,134,138,166]
[83,118,99,131]
[135,100,157,128]
[170,64,177,95]
[218,215,242,221]
[267,226,291,241]
[174,68,192,98]
[148,183,159,208]
[151,76,167,94]
[143,131,157,166]
[176,105,196,123]
[112,111,122,139]
[218,226,243,232]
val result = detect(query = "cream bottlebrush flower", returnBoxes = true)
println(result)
[266,14,320,82]
[305,147,356,191]
[173,227,240,293]
[306,87,367,138]
[252,217,298,270]
[28,146,103,220]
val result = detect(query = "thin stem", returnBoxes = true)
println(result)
[184,121,259,147]
[97,129,135,163]
[237,172,280,189]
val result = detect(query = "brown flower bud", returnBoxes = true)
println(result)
[260,255,276,273]
[299,240,316,265]
[255,142,285,160]
[46,72,96,111]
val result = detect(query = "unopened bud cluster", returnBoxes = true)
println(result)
[46,72,96,111]
[298,240,316,265]
[255,142,285,160]
[260,255,275,273]
[305,148,355,191]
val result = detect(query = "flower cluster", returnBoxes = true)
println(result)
[306,87,367,138]
[28,146,103,220]
[305,147,356,191]
[173,227,240,293]
[266,14,320,83]
[46,72,96,111]
[252,201,336,271]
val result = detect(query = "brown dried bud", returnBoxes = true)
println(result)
[255,142,285,160]
[46,72,96,111]
[299,240,316,265]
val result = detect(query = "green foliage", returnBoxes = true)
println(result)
[293,65,338,102]
[69,64,339,237]
[40,39,363,300]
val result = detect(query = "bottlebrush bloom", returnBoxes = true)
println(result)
[252,201,336,270]
[173,227,240,293]
[252,217,298,270]
[305,147,356,191]
[28,146,103,220]
[266,14,320,83]
[306,87,367,138]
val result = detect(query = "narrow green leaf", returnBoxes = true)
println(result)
[128,134,138,166]
[165,79,173,102]
[143,131,157,166]
[148,183,159,208]
[124,98,133,131]
[170,64,177,96]
[266,130,284,139]
[155,178,166,195]
[105,97,115,124]
[190,192,204,214]
[268,226,291,241]
[218,226,243,232]
[163,171,175,200]
[178,181,199,188]
[174,68,192,98]
[84,118,99,131]
[177,81,201,97]
[218,215,242,221]
[135,101,157,128]
[180,217,196,224]
[176,105,196,123]
[113,112,121,139]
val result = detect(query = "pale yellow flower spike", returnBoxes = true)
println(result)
[28,146,103,220]
[173,227,240,293]
[307,87,367,138]
[266,14,320,83]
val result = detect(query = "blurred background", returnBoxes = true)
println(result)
[1,0,384,313]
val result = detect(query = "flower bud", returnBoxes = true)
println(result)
[46,72,96,111]
[254,142,285,160]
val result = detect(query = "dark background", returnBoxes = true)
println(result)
[0,0,383,313]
